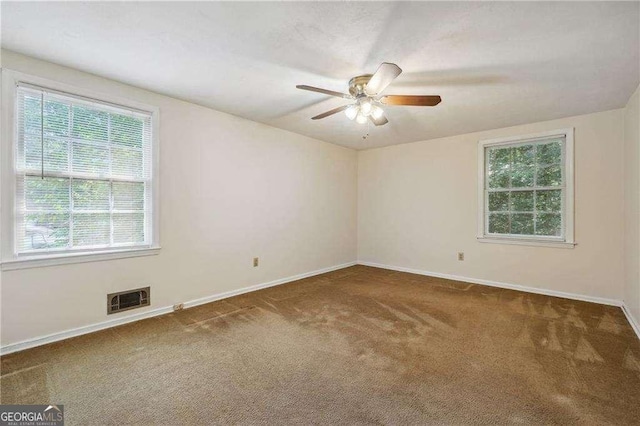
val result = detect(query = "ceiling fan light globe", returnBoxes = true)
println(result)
[345,105,359,120]
[356,113,368,124]
[360,99,373,116]
[371,105,384,119]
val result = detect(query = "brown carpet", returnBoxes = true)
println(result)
[2,265,640,425]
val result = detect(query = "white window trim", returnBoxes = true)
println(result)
[476,128,575,248]
[1,69,161,270]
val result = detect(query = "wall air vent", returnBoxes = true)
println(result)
[107,287,150,314]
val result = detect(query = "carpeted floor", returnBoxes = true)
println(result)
[2,265,640,425]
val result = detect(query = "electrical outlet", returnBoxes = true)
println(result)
[253,257,259,267]
[173,303,184,311]
[457,252,464,261]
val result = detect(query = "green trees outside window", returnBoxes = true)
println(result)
[486,139,564,238]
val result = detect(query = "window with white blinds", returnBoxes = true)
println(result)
[14,84,155,255]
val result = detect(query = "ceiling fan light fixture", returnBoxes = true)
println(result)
[371,105,384,120]
[355,112,368,124]
[345,104,359,120]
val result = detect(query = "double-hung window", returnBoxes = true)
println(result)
[477,129,574,247]
[2,75,159,268]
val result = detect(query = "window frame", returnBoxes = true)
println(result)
[477,128,575,248]
[1,70,161,270]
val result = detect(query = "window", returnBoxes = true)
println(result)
[477,129,574,247]
[1,74,159,268]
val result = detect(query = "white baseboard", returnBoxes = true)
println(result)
[357,261,623,307]
[621,303,640,340]
[0,261,357,356]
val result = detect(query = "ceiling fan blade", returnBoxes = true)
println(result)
[311,105,349,120]
[365,63,402,95]
[296,85,352,99]
[380,95,442,106]
[369,114,389,126]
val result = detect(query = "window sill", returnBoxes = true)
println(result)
[1,247,161,271]
[477,237,576,249]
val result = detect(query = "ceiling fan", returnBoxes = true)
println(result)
[296,63,441,127]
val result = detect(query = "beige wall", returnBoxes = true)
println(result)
[0,51,358,347]
[358,110,625,301]
[624,85,640,323]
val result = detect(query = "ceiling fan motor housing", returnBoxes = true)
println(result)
[348,74,373,97]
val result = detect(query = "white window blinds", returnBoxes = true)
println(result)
[15,84,154,255]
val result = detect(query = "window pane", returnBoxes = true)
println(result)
[488,192,509,212]
[72,142,109,175]
[488,213,510,234]
[537,164,562,187]
[24,176,70,211]
[113,182,145,210]
[488,147,510,171]
[511,165,534,188]
[73,179,110,211]
[20,212,70,251]
[111,114,144,148]
[510,191,534,212]
[21,94,42,135]
[72,106,108,142]
[44,99,70,137]
[22,134,39,170]
[536,190,562,212]
[112,147,143,178]
[536,213,562,236]
[73,213,110,246]
[488,169,509,189]
[511,213,534,235]
[114,213,145,244]
[512,145,535,166]
[536,141,562,165]
[487,147,510,189]
[24,136,69,173]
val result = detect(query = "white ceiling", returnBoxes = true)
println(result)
[2,2,639,150]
